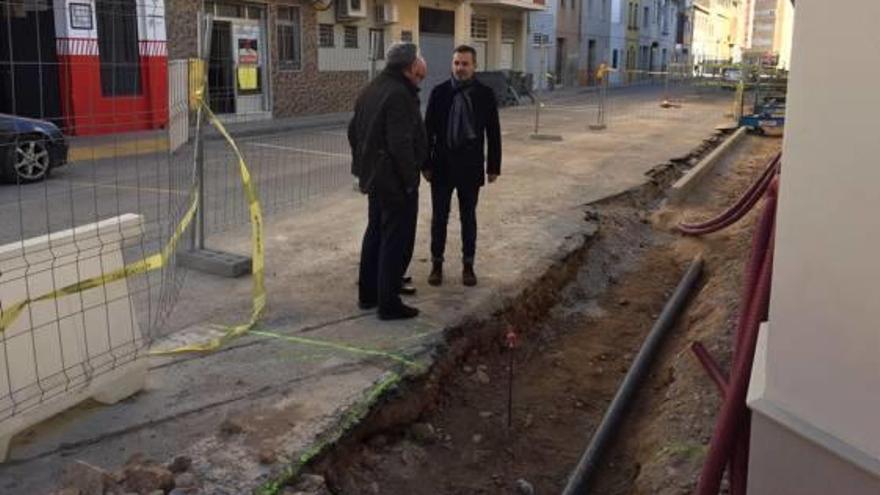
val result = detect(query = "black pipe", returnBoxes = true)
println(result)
[562,255,704,495]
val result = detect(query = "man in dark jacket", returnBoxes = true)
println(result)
[423,45,501,287]
[349,43,427,320]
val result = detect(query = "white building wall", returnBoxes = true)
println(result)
[317,6,375,72]
[527,0,558,90]
[747,0,880,492]
[608,0,627,84]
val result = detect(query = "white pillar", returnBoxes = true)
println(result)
[518,12,529,71]
[488,14,502,69]
[454,0,473,47]
[747,1,880,493]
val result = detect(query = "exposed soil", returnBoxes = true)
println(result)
[293,134,783,495]
[594,135,782,495]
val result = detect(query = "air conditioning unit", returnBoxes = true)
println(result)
[336,0,367,21]
[374,3,399,24]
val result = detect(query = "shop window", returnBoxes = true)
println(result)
[501,19,517,40]
[344,26,358,48]
[471,16,488,40]
[369,29,385,60]
[277,6,301,70]
[319,24,335,48]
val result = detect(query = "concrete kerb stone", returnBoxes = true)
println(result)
[203,113,353,141]
[668,126,747,203]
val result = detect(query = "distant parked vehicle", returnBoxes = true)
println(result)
[0,114,69,183]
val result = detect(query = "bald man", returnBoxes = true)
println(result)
[349,43,428,320]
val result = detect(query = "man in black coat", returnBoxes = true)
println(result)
[423,45,502,287]
[348,43,427,320]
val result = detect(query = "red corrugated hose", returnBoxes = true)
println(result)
[688,176,781,495]
[677,152,781,236]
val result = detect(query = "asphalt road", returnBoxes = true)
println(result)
[0,82,725,250]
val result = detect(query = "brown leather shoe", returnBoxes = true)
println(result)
[462,263,477,287]
[428,262,443,286]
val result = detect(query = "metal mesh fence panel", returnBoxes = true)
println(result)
[0,0,191,422]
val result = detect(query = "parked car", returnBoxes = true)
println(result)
[0,113,69,183]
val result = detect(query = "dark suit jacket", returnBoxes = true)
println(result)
[423,78,501,187]
[348,69,427,206]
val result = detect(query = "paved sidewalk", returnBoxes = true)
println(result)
[0,89,732,494]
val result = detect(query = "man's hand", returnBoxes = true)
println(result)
[422,169,433,182]
[487,174,499,184]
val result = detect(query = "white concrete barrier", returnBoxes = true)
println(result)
[0,214,148,461]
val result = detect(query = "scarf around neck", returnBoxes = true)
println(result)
[446,77,478,151]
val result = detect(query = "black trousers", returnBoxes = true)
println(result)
[430,180,480,265]
[359,191,418,312]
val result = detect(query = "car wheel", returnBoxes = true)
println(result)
[2,135,52,183]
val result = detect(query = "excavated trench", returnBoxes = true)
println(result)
[283,130,776,495]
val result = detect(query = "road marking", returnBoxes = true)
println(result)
[247,142,349,158]
[67,181,187,195]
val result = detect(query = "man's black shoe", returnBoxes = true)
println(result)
[462,264,477,287]
[358,300,378,310]
[428,262,443,286]
[378,304,420,320]
[399,283,417,296]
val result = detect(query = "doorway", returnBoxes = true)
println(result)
[205,2,269,118]
[555,38,565,85]
[0,1,61,123]
[208,20,236,114]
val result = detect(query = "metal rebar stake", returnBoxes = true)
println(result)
[590,79,607,131]
[530,44,562,141]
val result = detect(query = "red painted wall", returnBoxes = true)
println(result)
[56,38,167,136]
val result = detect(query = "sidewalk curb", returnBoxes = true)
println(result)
[668,126,747,204]
[67,113,352,162]
[68,136,169,162]
[203,112,352,141]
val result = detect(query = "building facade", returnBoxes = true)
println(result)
[688,0,745,66]
[527,0,556,90]
[167,0,373,121]
[747,2,880,493]
[581,0,613,85]
[1,0,169,136]
[743,0,793,68]
[165,0,542,122]
[554,0,582,87]
[635,0,680,72]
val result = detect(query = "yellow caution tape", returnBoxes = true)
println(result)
[1,65,266,357]
[150,86,266,355]
[188,59,206,110]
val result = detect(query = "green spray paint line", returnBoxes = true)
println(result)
[256,372,403,495]
[252,330,424,372]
